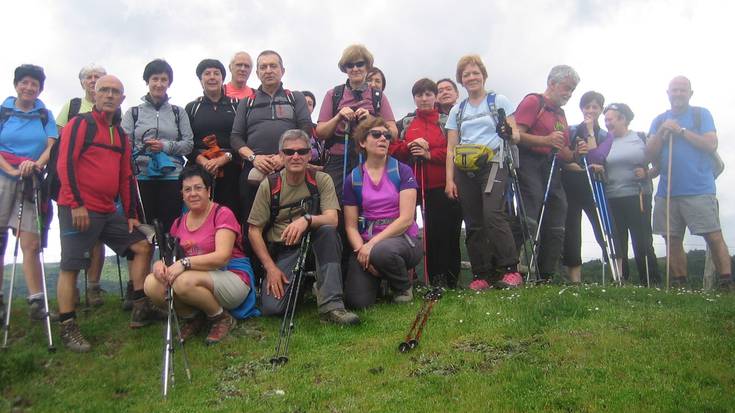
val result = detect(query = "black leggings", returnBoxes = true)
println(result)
[138,180,182,232]
[608,194,660,285]
[561,170,606,266]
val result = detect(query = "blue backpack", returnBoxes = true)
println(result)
[456,92,497,135]
[350,156,402,207]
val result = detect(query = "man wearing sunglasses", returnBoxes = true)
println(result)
[247,129,359,325]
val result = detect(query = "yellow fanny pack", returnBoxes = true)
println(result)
[453,144,495,171]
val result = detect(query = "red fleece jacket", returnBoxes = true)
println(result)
[389,109,447,190]
[57,109,137,218]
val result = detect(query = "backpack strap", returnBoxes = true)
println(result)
[172,105,182,140]
[187,97,203,119]
[456,98,469,134]
[68,98,82,120]
[351,156,401,207]
[331,84,346,117]
[398,115,415,141]
[456,92,497,136]
[692,106,702,132]
[371,88,382,114]
[386,156,401,189]
[526,93,547,132]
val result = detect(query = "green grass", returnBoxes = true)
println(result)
[2,283,734,412]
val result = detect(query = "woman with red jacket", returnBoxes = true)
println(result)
[390,78,462,288]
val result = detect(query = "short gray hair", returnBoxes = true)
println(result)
[78,63,107,81]
[278,129,310,150]
[547,65,579,86]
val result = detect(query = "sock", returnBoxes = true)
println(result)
[89,282,101,289]
[207,308,224,320]
[28,292,44,302]
[719,274,731,281]
[132,289,146,301]
[59,311,76,323]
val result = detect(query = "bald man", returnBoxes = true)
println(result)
[224,51,255,99]
[646,76,731,290]
[56,75,157,352]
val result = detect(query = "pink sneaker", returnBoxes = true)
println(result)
[469,278,491,291]
[495,272,523,289]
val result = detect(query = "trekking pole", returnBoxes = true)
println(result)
[503,143,535,281]
[116,255,124,301]
[528,151,557,283]
[398,288,442,353]
[593,178,622,285]
[581,157,615,286]
[270,231,312,367]
[638,181,651,288]
[32,176,55,352]
[341,123,351,188]
[2,179,25,349]
[417,159,429,286]
[665,132,673,292]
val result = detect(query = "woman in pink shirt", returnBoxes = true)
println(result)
[144,165,257,345]
[342,117,422,309]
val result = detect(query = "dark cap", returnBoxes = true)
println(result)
[604,102,634,122]
[195,59,226,80]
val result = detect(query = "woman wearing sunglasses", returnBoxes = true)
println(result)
[315,44,398,199]
[445,55,522,291]
[342,117,421,309]
[122,58,194,231]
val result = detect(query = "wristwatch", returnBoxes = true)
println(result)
[303,213,313,227]
[179,257,191,270]
[247,153,256,163]
[225,152,233,161]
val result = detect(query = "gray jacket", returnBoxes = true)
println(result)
[122,95,194,180]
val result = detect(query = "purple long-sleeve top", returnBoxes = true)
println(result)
[587,131,613,165]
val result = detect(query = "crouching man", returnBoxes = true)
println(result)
[56,75,156,352]
[248,129,359,325]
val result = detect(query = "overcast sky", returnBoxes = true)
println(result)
[2,0,733,263]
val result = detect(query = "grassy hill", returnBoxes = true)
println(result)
[1,283,734,412]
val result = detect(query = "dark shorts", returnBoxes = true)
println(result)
[59,206,146,271]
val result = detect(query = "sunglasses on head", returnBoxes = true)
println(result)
[344,61,366,70]
[281,148,311,156]
[368,130,392,140]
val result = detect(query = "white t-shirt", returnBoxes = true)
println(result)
[445,93,514,152]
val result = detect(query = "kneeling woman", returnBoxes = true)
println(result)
[343,117,422,309]
[144,165,257,344]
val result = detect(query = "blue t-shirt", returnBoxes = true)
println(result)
[445,93,514,153]
[0,97,58,179]
[649,106,716,197]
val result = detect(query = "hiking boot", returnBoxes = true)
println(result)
[60,319,91,353]
[670,276,688,289]
[392,288,414,304]
[130,297,166,328]
[717,277,734,293]
[122,281,134,311]
[28,297,59,322]
[494,272,523,289]
[205,312,235,345]
[319,308,360,325]
[87,285,105,307]
[179,313,207,342]
[469,278,491,291]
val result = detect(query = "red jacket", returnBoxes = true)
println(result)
[57,108,137,218]
[389,109,447,190]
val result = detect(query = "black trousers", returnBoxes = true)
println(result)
[561,170,606,266]
[212,161,242,222]
[138,180,182,232]
[608,194,660,285]
[422,187,462,287]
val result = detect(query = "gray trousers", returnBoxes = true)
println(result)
[344,234,422,309]
[454,163,518,279]
[260,225,345,316]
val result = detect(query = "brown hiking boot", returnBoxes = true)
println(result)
[319,308,360,325]
[179,313,207,342]
[87,285,105,307]
[122,281,134,311]
[28,297,59,322]
[60,319,91,353]
[205,312,235,345]
[130,297,166,329]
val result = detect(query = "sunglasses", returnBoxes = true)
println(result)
[368,130,392,140]
[344,61,366,70]
[281,148,311,156]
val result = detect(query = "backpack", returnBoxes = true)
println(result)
[266,170,321,231]
[68,97,82,120]
[0,106,49,136]
[330,84,382,117]
[397,111,448,141]
[44,112,127,201]
[651,106,724,178]
[456,92,498,134]
[131,104,182,141]
[350,156,402,207]
[241,89,296,121]
[187,96,239,119]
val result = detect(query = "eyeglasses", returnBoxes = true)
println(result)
[281,148,311,156]
[182,184,207,194]
[368,130,392,140]
[97,86,122,97]
[344,61,366,70]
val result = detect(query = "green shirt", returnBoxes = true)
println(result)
[56,97,95,128]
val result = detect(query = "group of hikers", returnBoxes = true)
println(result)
[0,44,730,354]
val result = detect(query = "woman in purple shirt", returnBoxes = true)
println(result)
[342,117,422,309]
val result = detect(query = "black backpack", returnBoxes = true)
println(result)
[330,84,382,117]
[44,112,127,201]
[67,97,83,121]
